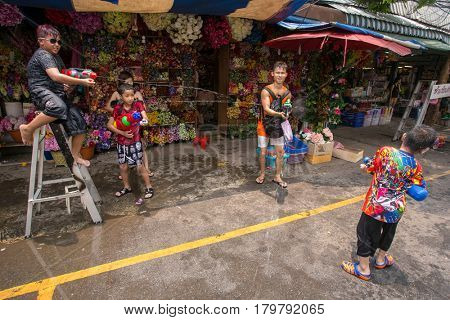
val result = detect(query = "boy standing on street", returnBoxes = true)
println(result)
[341,125,437,281]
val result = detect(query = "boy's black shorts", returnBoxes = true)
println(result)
[32,88,86,136]
[357,213,398,257]
[117,142,143,167]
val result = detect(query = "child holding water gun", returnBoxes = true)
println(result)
[105,70,153,179]
[341,125,437,281]
[107,84,153,199]
[20,25,95,166]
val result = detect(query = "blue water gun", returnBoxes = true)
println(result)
[362,157,428,201]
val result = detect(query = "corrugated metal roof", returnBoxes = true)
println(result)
[390,1,450,31]
[381,32,450,52]
[317,0,449,44]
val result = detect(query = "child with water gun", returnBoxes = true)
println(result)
[107,83,153,200]
[341,125,437,281]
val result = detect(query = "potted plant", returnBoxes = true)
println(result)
[81,130,102,160]
[0,115,26,143]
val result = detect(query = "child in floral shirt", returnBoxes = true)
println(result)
[341,125,437,281]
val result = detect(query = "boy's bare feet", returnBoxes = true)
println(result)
[19,124,34,145]
[75,157,90,167]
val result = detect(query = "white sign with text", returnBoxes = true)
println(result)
[430,83,450,99]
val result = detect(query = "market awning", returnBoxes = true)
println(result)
[319,0,450,45]
[278,17,425,50]
[264,31,412,65]
[3,0,311,22]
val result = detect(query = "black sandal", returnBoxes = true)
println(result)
[144,188,154,199]
[272,179,288,188]
[115,187,132,197]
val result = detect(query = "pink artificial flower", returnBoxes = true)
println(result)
[310,133,325,145]
[338,78,347,85]
[92,130,100,137]
[334,108,341,115]
[103,131,112,139]
[322,128,334,141]
[322,127,332,137]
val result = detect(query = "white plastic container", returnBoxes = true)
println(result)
[363,110,373,127]
[5,102,23,117]
[371,108,381,126]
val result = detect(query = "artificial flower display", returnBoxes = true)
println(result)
[70,12,103,34]
[140,13,175,31]
[167,14,203,45]
[103,12,132,35]
[0,4,23,27]
[202,17,231,49]
[228,17,253,41]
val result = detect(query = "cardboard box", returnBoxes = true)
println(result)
[306,153,332,164]
[306,142,333,164]
[307,141,333,157]
[332,147,364,163]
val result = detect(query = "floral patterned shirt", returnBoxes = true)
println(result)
[362,146,425,223]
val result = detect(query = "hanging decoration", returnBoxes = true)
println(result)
[0,4,23,27]
[70,12,103,34]
[202,17,231,49]
[167,14,203,45]
[103,12,132,35]
[140,13,175,31]
[228,17,253,41]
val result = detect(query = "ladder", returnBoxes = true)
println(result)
[393,80,437,141]
[25,123,102,238]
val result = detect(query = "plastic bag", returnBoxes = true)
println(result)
[281,120,293,141]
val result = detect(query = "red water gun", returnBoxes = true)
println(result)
[61,68,97,80]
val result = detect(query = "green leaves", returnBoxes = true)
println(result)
[355,0,437,13]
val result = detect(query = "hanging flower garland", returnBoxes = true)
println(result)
[140,13,175,31]
[0,4,23,27]
[45,9,73,25]
[202,17,231,49]
[70,12,103,34]
[103,12,132,35]
[227,17,253,41]
[167,14,203,45]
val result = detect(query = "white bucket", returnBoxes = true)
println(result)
[4,102,23,117]
[22,103,34,116]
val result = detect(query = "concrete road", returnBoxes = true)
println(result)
[0,123,449,299]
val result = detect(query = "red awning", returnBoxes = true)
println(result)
[265,31,412,62]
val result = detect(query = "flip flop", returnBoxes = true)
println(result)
[375,254,395,269]
[341,261,371,281]
[144,188,154,199]
[256,177,265,184]
[272,179,287,188]
[115,187,132,197]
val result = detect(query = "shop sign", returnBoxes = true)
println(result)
[430,83,450,99]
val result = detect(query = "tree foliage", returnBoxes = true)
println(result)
[355,0,437,13]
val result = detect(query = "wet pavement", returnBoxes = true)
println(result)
[0,119,449,299]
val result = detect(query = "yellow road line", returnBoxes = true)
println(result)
[37,286,56,300]
[0,170,448,300]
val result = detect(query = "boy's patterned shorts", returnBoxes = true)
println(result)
[117,142,143,166]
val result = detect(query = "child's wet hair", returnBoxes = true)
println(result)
[403,125,437,153]
[36,24,60,39]
[118,83,134,96]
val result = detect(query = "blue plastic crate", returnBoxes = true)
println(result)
[285,136,308,155]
